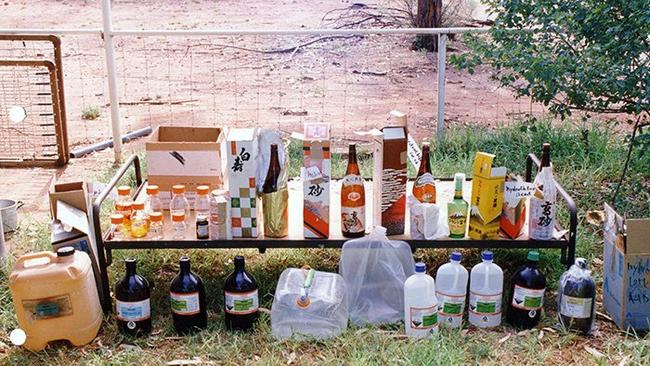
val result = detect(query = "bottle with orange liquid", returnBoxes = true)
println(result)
[115,186,133,230]
[412,142,436,203]
[341,144,365,238]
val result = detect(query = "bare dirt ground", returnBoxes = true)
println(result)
[2,0,550,219]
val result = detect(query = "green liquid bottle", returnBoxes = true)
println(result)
[447,173,469,239]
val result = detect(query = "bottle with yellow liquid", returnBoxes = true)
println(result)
[115,186,133,230]
[412,142,436,203]
[130,201,150,238]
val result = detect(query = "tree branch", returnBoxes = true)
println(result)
[612,114,644,208]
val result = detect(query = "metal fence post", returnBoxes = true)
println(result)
[101,0,123,163]
[436,33,447,142]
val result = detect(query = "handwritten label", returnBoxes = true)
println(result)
[627,258,650,305]
[503,182,535,207]
[304,166,323,182]
[407,134,421,168]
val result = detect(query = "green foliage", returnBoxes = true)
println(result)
[81,105,101,120]
[450,0,650,118]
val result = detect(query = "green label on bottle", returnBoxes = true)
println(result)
[422,312,438,327]
[476,301,496,313]
[225,290,259,315]
[443,302,462,315]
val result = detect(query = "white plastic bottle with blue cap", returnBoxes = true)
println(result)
[469,251,503,328]
[436,252,469,328]
[404,262,438,338]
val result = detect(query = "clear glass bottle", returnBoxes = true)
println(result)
[170,184,190,223]
[149,212,164,240]
[144,184,163,217]
[111,213,125,240]
[115,186,133,230]
[194,185,211,221]
[172,212,187,240]
[130,201,150,239]
[447,173,469,238]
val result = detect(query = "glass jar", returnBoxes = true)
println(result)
[172,212,187,240]
[115,186,133,229]
[149,212,164,240]
[195,185,211,218]
[130,201,150,238]
[196,215,209,240]
[170,184,190,223]
[145,184,163,216]
[111,213,126,240]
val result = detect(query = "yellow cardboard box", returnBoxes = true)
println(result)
[468,152,506,240]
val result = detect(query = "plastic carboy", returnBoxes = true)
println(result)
[468,251,503,328]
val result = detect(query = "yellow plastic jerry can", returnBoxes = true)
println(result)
[9,247,102,351]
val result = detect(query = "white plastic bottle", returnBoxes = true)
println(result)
[436,252,469,328]
[404,262,438,338]
[469,251,503,328]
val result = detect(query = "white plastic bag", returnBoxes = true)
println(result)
[408,195,449,240]
[557,258,596,335]
[339,226,415,325]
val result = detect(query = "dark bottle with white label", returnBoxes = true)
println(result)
[507,251,546,329]
[115,258,152,336]
[170,256,207,334]
[224,255,259,331]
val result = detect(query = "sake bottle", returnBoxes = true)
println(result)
[507,251,546,329]
[170,256,207,334]
[341,144,366,238]
[224,256,259,331]
[529,143,557,240]
[115,258,152,336]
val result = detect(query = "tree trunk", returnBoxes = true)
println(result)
[415,0,443,51]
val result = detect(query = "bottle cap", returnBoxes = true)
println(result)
[172,184,186,194]
[9,329,26,346]
[422,141,430,148]
[234,255,245,268]
[172,212,185,222]
[110,213,124,224]
[196,185,210,195]
[482,251,493,261]
[117,186,131,196]
[454,173,465,190]
[149,212,163,222]
[180,255,190,264]
[415,262,426,273]
[527,250,540,261]
[576,257,588,269]
[56,246,75,257]
[132,201,145,210]
[450,252,462,262]
[146,185,159,195]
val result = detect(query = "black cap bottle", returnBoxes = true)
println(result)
[115,258,152,336]
[224,256,259,331]
[170,256,207,334]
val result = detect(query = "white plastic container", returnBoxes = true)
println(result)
[271,268,348,339]
[404,263,438,338]
[468,251,503,328]
[436,252,469,328]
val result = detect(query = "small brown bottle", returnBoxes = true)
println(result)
[263,144,282,194]
[341,144,366,238]
[412,142,436,203]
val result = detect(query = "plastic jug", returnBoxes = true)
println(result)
[436,252,469,328]
[271,268,348,339]
[404,263,438,338]
[468,251,503,328]
[9,247,102,351]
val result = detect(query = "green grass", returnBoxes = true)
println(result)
[1,119,649,365]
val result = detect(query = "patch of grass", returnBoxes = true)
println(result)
[81,105,101,120]
[2,120,649,365]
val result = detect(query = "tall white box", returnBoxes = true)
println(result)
[226,128,260,238]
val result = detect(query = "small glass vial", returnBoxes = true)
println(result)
[130,201,150,238]
[172,212,187,240]
[149,212,164,240]
[170,184,190,223]
[145,184,163,216]
[111,213,126,240]
[196,215,209,239]
[115,186,133,229]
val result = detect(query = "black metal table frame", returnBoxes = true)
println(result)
[92,154,577,312]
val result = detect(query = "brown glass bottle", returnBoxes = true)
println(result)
[263,144,282,194]
[539,143,551,170]
[341,144,365,238]
[412,142,436,203]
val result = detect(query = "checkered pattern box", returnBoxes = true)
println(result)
[226,128,260,238]
[303,123,331,239]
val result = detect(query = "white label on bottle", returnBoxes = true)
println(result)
[170,292,201,315]
[341,206,365,233]
[341,174,364,187]
[560,295,592,319]
[196,224,209,238]
[409,305,438,329]
[224,290,258,315]
[116,299,151,322]
[414,172,435,187]
[469,291,502,315]
[529,196,555,240]
[511,285,545,311]
[436,292,466,316]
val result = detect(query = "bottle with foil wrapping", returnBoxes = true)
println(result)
[262,144,288,238]
[341,144,366,238]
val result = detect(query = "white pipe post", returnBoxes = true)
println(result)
[101,0,122,163]
[0,216,5,260]
[436,33,447,142]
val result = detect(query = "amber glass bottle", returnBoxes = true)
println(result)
[263,144,282,194]
[412,142,436,203]
[341,144,365,238]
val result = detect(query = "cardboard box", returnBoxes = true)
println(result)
[500,177,535,239]
[49,182,89,219]
[603,203,650,331]
[146,126,224,205]
[468,152,506,240]
[373,126,408,235]
[303,123,331,239]
[226,128,260,238]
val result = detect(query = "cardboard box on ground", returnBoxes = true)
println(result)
[603,203,650,331]
[146,126,224,207]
